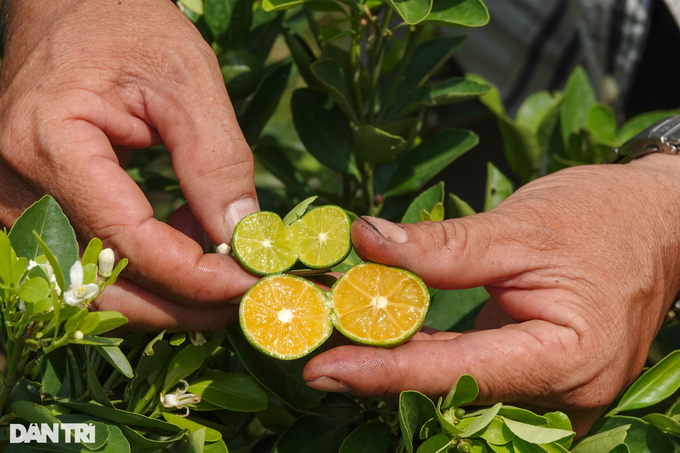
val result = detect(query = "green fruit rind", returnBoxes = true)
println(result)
[330,262,430,348]
[239,274,333,361]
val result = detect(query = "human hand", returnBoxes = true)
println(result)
[304,154,680,436]
[0,0,259,330]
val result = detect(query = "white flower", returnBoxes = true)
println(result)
[28,259,61,295]
[160,379,201,417]
[189,331,207,347]
[98,248,115,278]
[63,261,99,306]
[216,243,231,255]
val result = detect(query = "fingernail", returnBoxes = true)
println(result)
[361,216,408,244]
[305,376,351,393]
[224,197,259,241]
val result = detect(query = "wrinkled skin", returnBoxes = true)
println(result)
[304,154,680,436]
[0,0,260,330]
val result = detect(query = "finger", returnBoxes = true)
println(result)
[139,29,259,244]
[303,323,623,431]
[352,214,557,289]
[168,203,211,252]
[91,278,238,332]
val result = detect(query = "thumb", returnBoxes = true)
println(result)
[352,214,555,290]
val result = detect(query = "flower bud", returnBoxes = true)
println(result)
[74,330,84,340]
[190,331,207,347]
[99,248,115,277]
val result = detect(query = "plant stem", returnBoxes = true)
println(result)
[350,9,365,122]
[0,337,26,414]
[368,8,393,124]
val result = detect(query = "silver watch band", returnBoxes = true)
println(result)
[606,115,680,164]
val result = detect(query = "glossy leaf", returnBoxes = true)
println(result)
[401,182,445,224]
[425,287,488,332]
[282,196,318,226]
[87,311,128,336]
[484,162,515,211]
[588,415,673,453]
[187,427,206,453]
[516,91,562,134]
[502,417,574,444]
[498,406,547,426]
[292,88,359,178]
[227,326,325,411]
[41,349,67,397]
[263,0,305,11]
[71,336,123,347]
[85,354,114,408]
[399,391,436,453]
[162,345,208,393]
[162,413,221,442]
[187,371,268,412]
[442,374,479,410]
[81,238,103,267]
[282,30,321,90]
[241,62,292,144]
[587,103,618,144]
[447,194,476,219]
[612,350,680,414]
[32,232,66,296]
[385,129,478,197]
[9,196,78,289]
[422,0,489,27]
[462,403,502,438]
[642,413,680,437]
[118,425,186,453]
[272,415,350,453]
[416,433,452,453]
[617,109,678,143]
[339,423,390,453]
[388,0,432,24]
[95,345,134,379]
[479,417,516,445]
[55,398,182,435]
[353,125,408,165]
[560,66,596,158]
[18,277,49,303]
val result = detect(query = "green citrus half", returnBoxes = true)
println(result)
[288,205,352,269]
[240,274,332,360]
[331,262,430,347]
[232,212,297,276]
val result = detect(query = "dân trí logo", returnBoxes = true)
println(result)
[10,423,96,444]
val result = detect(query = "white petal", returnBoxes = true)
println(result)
[70,261,84,288]
[98,248,115,277]
[81,284,99,300]
[64,290,79,306]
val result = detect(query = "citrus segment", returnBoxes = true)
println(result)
[232,212,297,275]
[240,274,332,360]
[331,263,430,347]
[288,206,351,268]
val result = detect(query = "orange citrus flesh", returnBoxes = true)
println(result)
[240,274,332,360]
[331,263,429,346]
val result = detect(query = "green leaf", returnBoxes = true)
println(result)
[587,103,618,144]
[64,308,89,333]
[502,417,574,444]
[180,0,204,14]
[0,230,12,287]
[81,238,102,267]
[484,162,514,211]
[32,232,66,295]
[422,0,489,27]
[82,263,98,285]
[480,417,516,445]
[227,326,325,411]
[9,196,78,289]
[305,1,345,12]
[205,0,252,49]
[18,277,49,303]
[78,313,101,335]
[399,391,436,453]
[402,183,445,224]
[388,0,432,24]
[642,414,680,437]
[462,402,502,438]
[263,0,305,11]
[86,354,114,408]
[424,287,488,332]
[353,125,408,165]
[71,336,123,346]
[41,349,67,397]
[13,400,61,424]
[442,374,479,409]
[187,371,268,412]
[498,406,548,426]
[319,25,353,42]
[163,345,208,393]
[497,117,542,184]
[273,415,350,453]
[291,88,359,178]
[170,333,187,346]
[6,379,41,415]
[282,196,318,226]
[385,129,478,197]
[430,77,490,105]
[423,203,444,221]
[87,312,128,336]
[416,433,452,453]
[339,423,390,453]
[241,62,292,144]
[187,427,206,453]
[560,66,596,158]
[447,194,476,219]
[611,350,680,414]
[55,398,182,435]
[516,91,563,135]
[118,425,186,453]
[435,398,463,435]
[253,146,312,199]
[617,110,679,143]
[588,415,673,453]
[161,414,221,442]
[95,346,134,379]
[282,30,321,90]
[103,258,127,288]
[143,331,166,356]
